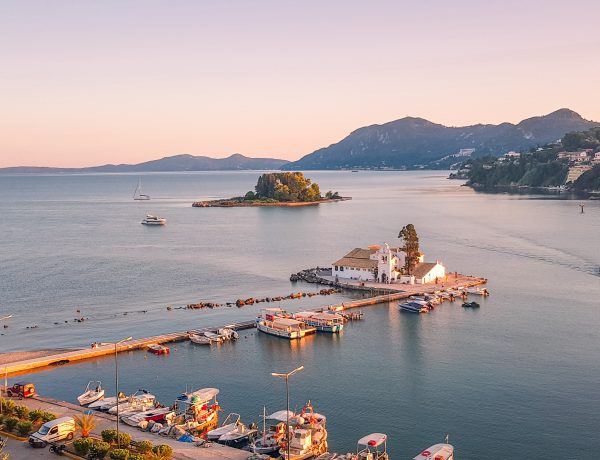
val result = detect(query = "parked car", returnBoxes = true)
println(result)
[6,382,36,398]
[28,417,75,447]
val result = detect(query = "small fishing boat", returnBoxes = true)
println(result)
[465,287,489,296]
[121,407,175,427]
[189,332,212,345]
[353,433,388,460]
[88,392,127,411]
[141,215,166,225]
[218,327,239,340]
[280,402,328,460]
[147,344,170,354]
[462,301,480,308]
[77,381,104,406]
[413,441,454,460]
[173,387,220,433]
[257,308,316,339]
[204,331,226,343]
[108,390,155,415]
[133,179,150,200]
[293,312,344,333]
[250,408,292,455]
[207,413,241,441]
[217,422,258,447]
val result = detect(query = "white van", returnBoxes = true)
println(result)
[28,416,75,447]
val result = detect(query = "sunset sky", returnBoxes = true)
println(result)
[1,0,599,167]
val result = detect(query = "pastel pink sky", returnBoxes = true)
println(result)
[1,0,599,167]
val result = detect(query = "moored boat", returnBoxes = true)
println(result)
[121,407,175,427]
[172,387,220,433]
[108,390,155,415]
[280,402,328,460]
[353,433,389,460]
[188,332,212,345]
[293,312,344,333]
[77,381,104,406]
[399,302,429,313]
[88,392,127,411]
[207,413,241,441]
[250,408,292,455]
[257,308,316,339]
[218,327,239,340]
[204,331,226,343]
[217,422,258,447]
[147,343,170,354]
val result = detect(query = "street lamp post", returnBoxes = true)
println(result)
[272,365,304,460]
[115,337,132,448]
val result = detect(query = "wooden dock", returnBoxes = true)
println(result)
[2,275,486,377]
[2,321,256,376]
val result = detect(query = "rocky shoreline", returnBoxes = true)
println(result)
[192,197,351,207]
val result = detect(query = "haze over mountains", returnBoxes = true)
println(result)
[284,108,599,170]
[1,153,290,173]
[3,109,597,172]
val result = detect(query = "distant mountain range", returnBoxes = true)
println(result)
[283,109,600,170]
[0,153,290,173]
[3,109,598,173]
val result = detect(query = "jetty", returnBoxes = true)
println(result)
[2,321,256,377]
[2,273,486,376]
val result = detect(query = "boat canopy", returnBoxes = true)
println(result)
[293,311,315,318]
[412,443,454,460]
[358,433,387,448]
[272,318,303,327]
[311,313,342,321]
[177,388,219,405]
[267,410,294,422]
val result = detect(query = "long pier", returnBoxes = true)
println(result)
[2,275,486,376]
[2,321,256,376]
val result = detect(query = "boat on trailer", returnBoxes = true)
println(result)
[257,308,316,339]
[77,381,105,406]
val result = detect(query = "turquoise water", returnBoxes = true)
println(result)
[1,171,599,458]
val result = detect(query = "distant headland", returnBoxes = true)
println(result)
[192,172,351,207]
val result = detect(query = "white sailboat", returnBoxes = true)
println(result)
[133,179,150,201]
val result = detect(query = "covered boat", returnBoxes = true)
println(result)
[413,443,454,460]
[257,308,316,339]
[293,312,344,333]
[147,343,170,354]
[353,433,388,460]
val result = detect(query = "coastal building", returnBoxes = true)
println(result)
[558,151,590,162]
[332,244,445,285]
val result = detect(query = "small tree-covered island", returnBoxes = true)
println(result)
[192,172,350,207]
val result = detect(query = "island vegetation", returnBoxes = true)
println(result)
[454,127,600,193]
[193,172,347,207]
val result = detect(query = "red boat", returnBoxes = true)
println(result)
[147,344,170,355]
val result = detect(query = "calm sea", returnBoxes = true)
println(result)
[1,171,599,459]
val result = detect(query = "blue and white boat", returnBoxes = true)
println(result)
[257,308,316,339]
[293,312,344,333]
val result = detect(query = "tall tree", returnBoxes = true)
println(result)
[398,224,420,275]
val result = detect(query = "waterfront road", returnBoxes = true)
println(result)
[4,395,249,460]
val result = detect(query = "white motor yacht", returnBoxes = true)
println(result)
[141,215,166,225]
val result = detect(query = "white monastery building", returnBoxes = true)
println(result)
[332,243,446,285]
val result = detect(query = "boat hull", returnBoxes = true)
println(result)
[257,322,304,339]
